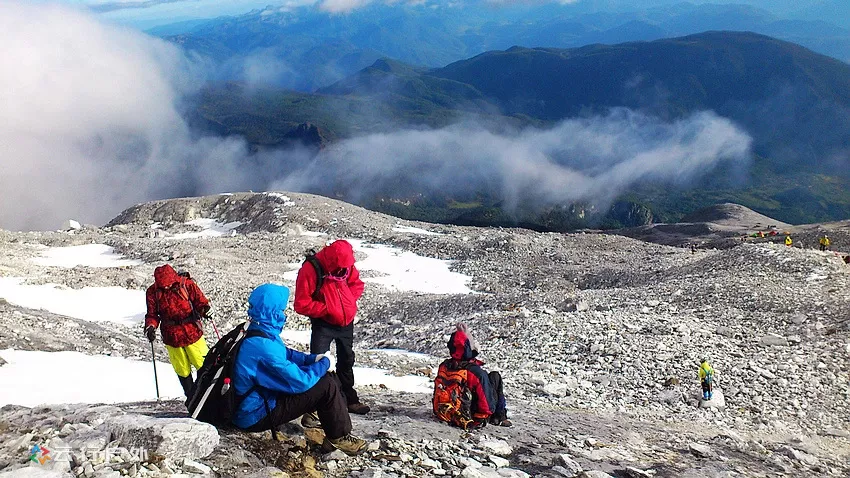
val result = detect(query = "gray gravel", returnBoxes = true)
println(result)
[0,191,849,477]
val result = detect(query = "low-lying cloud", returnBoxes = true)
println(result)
[0,2,752,231]
[274,110,751,213]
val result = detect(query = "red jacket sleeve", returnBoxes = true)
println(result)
[347,265,365,301]
[466,370,493,418]
[144,288,159,329]
[293,263,329,318]
[187,280,210,315]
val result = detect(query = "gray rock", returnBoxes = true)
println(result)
[761,333,788,346]
[479,439,512,457]
[820,427,850,438]
[101,415,219,461]
[354,469,382,478]
[181,459,211,474]
[624,467,653,478]
[489,455,510,468]
[0,469,72,478]
[554,454,582,476]
[0,355,6,366]
[778,446,819,466]
[460,467,487,478]
[322,449,349,462]
[688,442,712,458]
[578,472,614,478]
[698,387,726,408]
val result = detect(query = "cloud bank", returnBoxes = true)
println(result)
[0,2,752,231]
[274,110,752,213]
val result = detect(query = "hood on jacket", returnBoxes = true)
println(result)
[315,240,356,273]
[447,330,477,360]
[247,283,290,336]
[154,264,180,289]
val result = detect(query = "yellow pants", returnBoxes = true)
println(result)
[165,337,208,378]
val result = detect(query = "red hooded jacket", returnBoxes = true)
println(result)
[442,329,495,418]
[294,240,365,327]
[144,265,210,348]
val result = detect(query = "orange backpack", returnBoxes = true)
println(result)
[433,361,474,430]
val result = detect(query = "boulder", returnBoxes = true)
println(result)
[61,219,81,231]
[761,333,788,346]
[699,387,726,408]
[100,415,219,460]
[688,442,712,458]
[480,439,513,457]
[0,355,5,366]
[0,469,71,478]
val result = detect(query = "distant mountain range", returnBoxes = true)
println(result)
[158,1,850,91]
[192,31,850,230]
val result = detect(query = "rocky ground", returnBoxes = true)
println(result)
[1,192,849,477]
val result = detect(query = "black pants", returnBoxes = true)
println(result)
[246,374,351,440]
[310,320,359,405]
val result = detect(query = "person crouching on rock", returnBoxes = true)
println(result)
[231,284,367,456]
[433,323,511,429]
[144,264,210,397]
[699,358,714,400]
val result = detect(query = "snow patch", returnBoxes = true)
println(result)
[281,329,312,345]
[0,349,182,406]
[368,349,433,360]
[32,244,143,268]
[392,225,443,236]
[0,278,145,326]
[266,192,295,206]
[350,240,472,294]
[167,219,242,240]
[281,240,472,294]
[354,367,432,394]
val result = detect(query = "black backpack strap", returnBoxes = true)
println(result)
[305,253,325,299]
[238,328,279,441]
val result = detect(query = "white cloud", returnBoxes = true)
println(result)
[273,110,752,214]
[0,2,296,231]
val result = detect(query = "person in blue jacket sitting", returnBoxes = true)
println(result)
[231,283,367,455]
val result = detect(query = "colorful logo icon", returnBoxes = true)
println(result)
[28,444,51,465]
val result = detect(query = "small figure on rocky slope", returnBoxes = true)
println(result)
[232,284,367,456]
[433,324,511,429]
[819,235,830,251]
[294,240,370,421]
[699,358,714,400]
[144,264,210,397]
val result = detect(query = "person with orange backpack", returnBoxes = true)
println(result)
[433,324,510,429]
[144,264,211,397]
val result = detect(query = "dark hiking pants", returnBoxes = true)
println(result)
[246,374,352,440]
[488,371,508,420]
[310,320,360,405]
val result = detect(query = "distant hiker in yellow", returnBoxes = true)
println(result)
[785,235,792,247]
[819,235,830,251]
[699,358,714,400]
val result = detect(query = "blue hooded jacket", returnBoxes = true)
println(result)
[232,283,330,429]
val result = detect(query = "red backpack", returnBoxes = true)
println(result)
[433,360,475,430]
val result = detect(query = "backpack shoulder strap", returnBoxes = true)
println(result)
[305,253,325,297]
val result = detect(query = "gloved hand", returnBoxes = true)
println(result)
[198,305,211,318]
[144,326,156,343]
[315,351,337,373]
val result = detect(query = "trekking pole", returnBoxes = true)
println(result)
[206,314,222,340]
[150,341,160,401]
